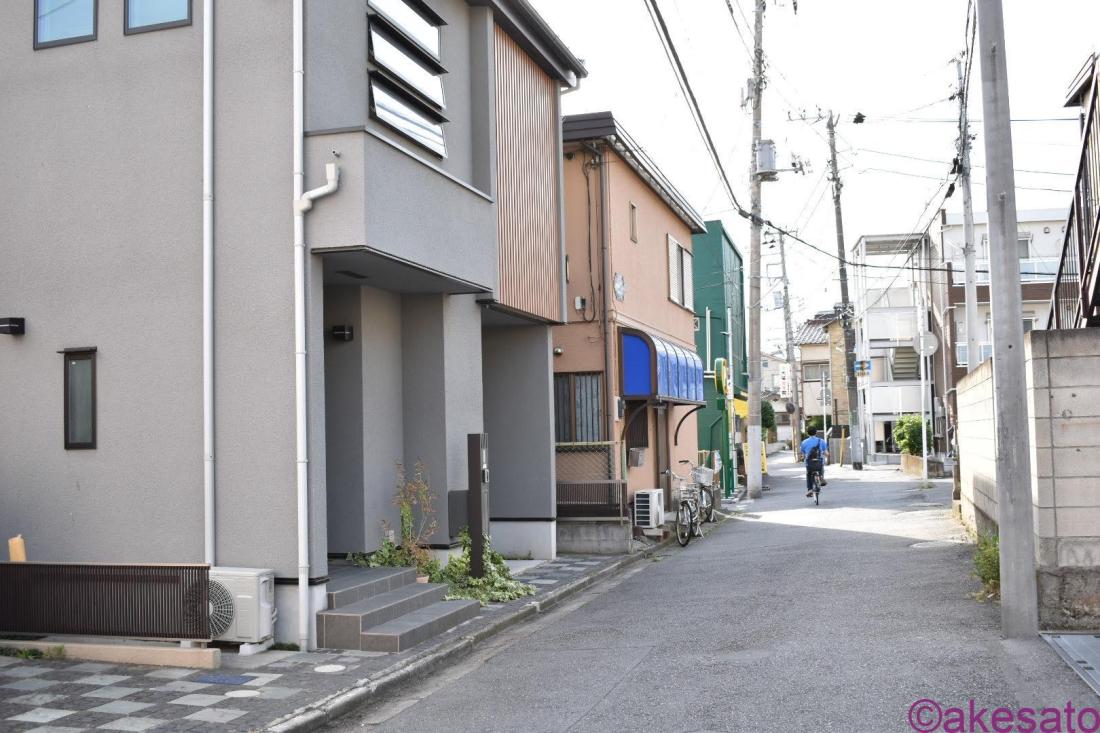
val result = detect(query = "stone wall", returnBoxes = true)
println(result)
[956,330,1100,630]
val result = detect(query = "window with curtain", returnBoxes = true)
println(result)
[64,350,96,450]
[126,0,190,33]
[35,0,96,48]
[553,373,603,443]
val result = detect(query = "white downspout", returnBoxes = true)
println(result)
[202,0,215,566]
[293,0,340,652]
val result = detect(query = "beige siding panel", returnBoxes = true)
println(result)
[494,25,561,322]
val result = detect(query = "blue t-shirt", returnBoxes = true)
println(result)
[801,436,828,462]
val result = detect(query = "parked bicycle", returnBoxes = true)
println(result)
[665,463,700,546]
[665,460,717,546]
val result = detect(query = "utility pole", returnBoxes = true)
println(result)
[976,0,1039,638]
[777,233,801,444]
[746,0,765,499]
[956,59,982,374]
[825,113,864,469]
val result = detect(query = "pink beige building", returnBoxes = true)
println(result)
[552,113,706,542]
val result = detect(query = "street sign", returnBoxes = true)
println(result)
[917,331,940,357]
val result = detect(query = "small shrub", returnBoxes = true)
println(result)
[761,401,776,431]
[893,414,931,455]
[974,533,1000,598]
[16,648,42,660]
[440,530,535,605]
[351,461,441,580]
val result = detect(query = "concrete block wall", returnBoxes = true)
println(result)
[1026,329,1100,630]
[956,330,1100,630]
[956,359,998,536]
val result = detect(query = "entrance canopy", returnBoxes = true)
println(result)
[620,329,704,405]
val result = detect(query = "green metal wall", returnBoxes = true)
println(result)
[692,220,747,493]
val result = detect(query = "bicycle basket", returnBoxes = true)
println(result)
[690,466,715,486]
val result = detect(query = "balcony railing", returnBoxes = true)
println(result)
[1051,57,1100,329]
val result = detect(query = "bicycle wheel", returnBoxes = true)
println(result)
[675,502,691,546]
[813,474,821,506]
[691,500,702,537]
[701,487,715,523]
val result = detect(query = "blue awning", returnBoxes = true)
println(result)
[620,329,704,405]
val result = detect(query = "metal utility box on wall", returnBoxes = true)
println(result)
[0,318,25,335]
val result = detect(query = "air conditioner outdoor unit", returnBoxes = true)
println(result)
[209,567,276,644]
[634,489,665,529]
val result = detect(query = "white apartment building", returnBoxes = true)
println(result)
[851,234,929,458]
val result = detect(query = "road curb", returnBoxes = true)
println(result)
[265,520,734,732]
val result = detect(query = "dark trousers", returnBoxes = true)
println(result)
[806,459,824,490]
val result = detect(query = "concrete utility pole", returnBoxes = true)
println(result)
[956,59,982,374]
[777,233,801,444]
[825,113,864,470]
[746,0,765,499]
[976,0,1039,638]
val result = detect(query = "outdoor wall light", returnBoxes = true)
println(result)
[0,318,26,336]
[332,325,354,342]
[553,347,564,356]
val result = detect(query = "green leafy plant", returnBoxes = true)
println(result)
[761,401,776,431]
[0,647,43,660]
[973,533,1000,599]
[893,414,932,455]
[351,461,441,579]
[439,529,535,605]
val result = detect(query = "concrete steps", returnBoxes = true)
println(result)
[360,599,481,652]
[316,566,480,652]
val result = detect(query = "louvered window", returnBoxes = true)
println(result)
[367,0,448,157]
[668,235,694,310]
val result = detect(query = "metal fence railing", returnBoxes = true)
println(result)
[555,441,627,519]
[1051,59,1100,329]
[0,563,211,641]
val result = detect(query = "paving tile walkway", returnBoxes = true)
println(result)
[0,554,623,732]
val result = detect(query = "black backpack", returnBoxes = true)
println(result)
[807,440,821,462]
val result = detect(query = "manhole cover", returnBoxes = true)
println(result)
[910,541,957,549]
[225,690,261,698]
[314,664,346,674]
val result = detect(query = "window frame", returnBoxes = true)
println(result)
[553,372,603,443]
[667,235,694,311]
[62,348,97,450]
[34,0,98,50]
[629,202,638,243]
[124,0,192,36]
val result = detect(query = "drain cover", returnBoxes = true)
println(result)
[1044,634,1100,696]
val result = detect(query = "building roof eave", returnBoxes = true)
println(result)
[471,0,588,85]
[563,112,707,234]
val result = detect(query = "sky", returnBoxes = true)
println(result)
[528,0,1099,353]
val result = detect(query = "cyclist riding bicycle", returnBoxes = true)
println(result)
[800,426,829,497]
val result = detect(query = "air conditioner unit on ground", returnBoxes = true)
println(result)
[209,567,276,645]
[634,489,665,529]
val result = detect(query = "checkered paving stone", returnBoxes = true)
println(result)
[0,554,622,731]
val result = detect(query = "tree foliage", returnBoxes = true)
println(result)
[893,414,931,455]
[761,401,776,431]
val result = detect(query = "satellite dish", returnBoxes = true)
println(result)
[917,331,939,357]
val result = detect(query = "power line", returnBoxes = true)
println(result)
[853,147,1074,176]
[643,0,746,216]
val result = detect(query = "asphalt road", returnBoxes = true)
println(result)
[330,453,1095,732]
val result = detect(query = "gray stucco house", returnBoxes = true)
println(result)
[0,0,584,648]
